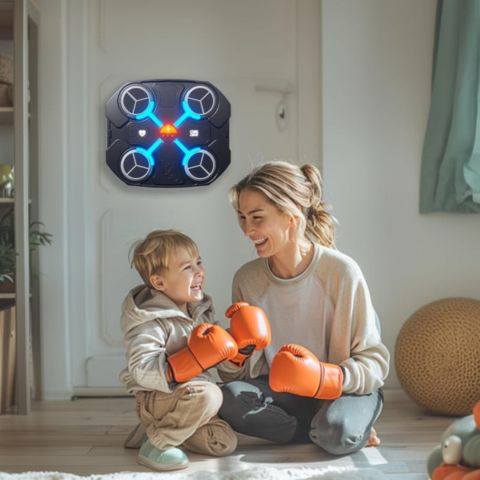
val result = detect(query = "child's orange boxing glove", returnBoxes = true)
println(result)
[225,302,271,366]
[269,344,343,400]
[167,323,238,382]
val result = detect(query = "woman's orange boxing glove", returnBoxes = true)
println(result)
[225,302,271,366]
[269,344,343,400]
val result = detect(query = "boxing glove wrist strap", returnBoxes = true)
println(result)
[167,348,203,383]
[315,363,344,400]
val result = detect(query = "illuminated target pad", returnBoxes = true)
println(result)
[106,80,230,187]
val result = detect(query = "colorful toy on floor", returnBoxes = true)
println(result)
[427,401,480,479]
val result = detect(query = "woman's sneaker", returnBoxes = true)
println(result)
[137,439,189,471]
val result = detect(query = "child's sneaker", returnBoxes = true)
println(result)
[137,439,189,471]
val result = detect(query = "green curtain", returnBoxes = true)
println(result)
[420,0,480,213]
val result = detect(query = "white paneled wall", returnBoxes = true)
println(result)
[321,0,480,390]
[39,0,321,397]
[37,0,468,399]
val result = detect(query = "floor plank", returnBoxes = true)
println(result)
[0,396,454,478]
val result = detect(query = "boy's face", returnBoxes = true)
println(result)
[150,247,205,309]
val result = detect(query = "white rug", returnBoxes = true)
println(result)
[0,466,386,480]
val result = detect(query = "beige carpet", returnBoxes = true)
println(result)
[0,466,386,479]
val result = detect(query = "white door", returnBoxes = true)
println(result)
[39,0,321,397]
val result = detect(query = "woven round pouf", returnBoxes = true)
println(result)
[395,297,480,416]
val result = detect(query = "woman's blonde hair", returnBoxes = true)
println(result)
[229,161,335,247]
[130,229,199,288]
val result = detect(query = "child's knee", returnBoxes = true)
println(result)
[183,418,238,457]
[207,422,238,457]
[187,381,223,418]
[217,428,238,456]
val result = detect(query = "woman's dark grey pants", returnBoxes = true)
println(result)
[219,376,383,455]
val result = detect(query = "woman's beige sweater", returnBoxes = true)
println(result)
[219,244,390,395]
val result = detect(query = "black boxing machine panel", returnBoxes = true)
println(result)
[106,80,230,187]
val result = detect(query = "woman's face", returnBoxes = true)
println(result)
[237,189,293,257]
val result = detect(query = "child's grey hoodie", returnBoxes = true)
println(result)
[119,285,223,393]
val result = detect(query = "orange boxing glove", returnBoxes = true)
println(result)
[432,464,475,480]
[464,471,480,480]
[167,323,238,383]
[269,344,343,400]
[225,302,271,366]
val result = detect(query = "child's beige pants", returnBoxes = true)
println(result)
[135,381,237,457]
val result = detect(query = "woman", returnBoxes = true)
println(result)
[218,161,390,455]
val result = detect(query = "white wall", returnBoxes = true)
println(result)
[37,0,480,398]
[37,0,321,398]
[321,0,480,390]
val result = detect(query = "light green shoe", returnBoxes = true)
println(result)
[137,439,189,471]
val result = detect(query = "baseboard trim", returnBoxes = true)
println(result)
[382,387,410,402]
[41,388,74,401]
[72,386,410,402]
[72,386,132,398]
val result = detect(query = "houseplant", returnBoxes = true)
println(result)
[0,205,52,293]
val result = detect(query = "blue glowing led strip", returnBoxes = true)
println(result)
[174,100,201,127]
[135,100,163,127]
[173,139,189,155]
[136,138,163,167]
[147,112,163,127]
[174,139,201,167]
[147,138,163,155]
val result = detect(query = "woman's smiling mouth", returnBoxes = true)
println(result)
[253,238,267,246]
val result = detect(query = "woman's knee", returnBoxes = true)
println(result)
[309,421,366,455]
[309,392,383,455]
[219,381,297,443]
[218,381,256,424]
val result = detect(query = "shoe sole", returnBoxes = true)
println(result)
[137,455,189,472]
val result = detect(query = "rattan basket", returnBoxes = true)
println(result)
[395,297,480,416]
[0,55,13,85]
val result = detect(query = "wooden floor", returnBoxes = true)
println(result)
[0,396,454,478]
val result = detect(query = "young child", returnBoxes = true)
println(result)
[119,229,270,471]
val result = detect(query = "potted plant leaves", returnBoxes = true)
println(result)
[0,205,52,294]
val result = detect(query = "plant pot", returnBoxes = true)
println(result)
[0,279,15,294]
[0,55,13,84]
[0,83,12,107]
[0,304,16,413]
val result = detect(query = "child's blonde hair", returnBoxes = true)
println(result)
[230,161,335,247]
[130,229,199,288]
